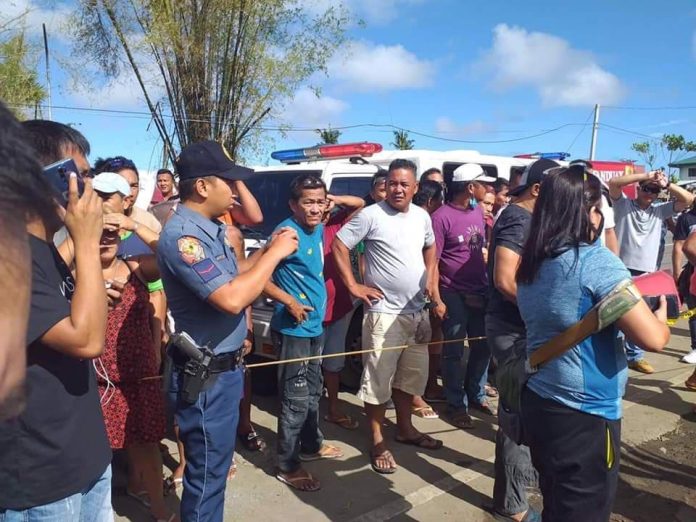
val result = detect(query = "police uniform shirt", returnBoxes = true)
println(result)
[157,204,246,354]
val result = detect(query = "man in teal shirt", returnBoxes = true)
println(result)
[265,174,343,492]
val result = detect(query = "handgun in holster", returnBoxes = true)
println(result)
[169,332,214,404]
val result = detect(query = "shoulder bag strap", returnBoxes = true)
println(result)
[529,279,641,368]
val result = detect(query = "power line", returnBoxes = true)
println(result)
[565,107,595,154]
[604,105,696,111]
[598,123,662,141]
[7,102,593,144]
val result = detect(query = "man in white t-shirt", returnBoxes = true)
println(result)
[609,169,694,373]
[332,159,442,475]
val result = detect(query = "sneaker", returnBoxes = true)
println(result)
[628,359,655,374]
[681,349,696,364]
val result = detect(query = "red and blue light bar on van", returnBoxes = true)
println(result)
[271,142,383,163]
[514,152,571,161]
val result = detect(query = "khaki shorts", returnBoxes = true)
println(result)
[357,310,431,405]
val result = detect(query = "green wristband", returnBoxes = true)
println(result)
[147,279,164,293]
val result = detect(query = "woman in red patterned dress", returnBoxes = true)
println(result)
[97,220,176,522]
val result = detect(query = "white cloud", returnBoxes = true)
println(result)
[435,117,495,136]
[328,40,435,92]
[282,87,349,128]
[2,0,72,43]
[475,24,626,107]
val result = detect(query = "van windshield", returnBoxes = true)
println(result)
[242,170,321,237]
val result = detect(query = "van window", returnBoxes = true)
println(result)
[243,169,321,237]
[442,162,498,186]
[329,176,373,198]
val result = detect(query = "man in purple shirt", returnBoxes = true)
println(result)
[430,163,496,429]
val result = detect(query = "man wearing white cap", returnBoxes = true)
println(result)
[93,172,160,253]
[428,163,497,430]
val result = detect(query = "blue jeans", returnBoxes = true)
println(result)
[0,465,113,522]
[168,365,243,522]
[273,331,325,474]
[440,290,489,412]
[625,268,645,362]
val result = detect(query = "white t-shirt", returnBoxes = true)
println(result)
[337,201,435,314]
[613,194,673,273]
[599,194,615,247]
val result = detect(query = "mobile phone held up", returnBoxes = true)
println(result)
[42,158,84,206]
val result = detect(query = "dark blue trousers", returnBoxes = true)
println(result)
[168,366,243,522]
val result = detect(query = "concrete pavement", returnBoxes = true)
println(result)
[114,317,696,521]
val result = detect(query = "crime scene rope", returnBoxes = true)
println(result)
[138,336,487,381]
[245,336,488,369]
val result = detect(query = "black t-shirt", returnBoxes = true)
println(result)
[674,210,696,242]
[486,204,532,327]
[0,236,111,510]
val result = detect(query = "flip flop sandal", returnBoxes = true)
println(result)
[228,460,237,481]
[238,430,267,452]
[323,414,360,430]
[394,433,444,450]
[276,471,321,492]
[411,406,439,419]
[370,449,397,474]
[126,489,151,508]
[473,401,498,416]
[299,444,344,462]
[448,411,475,429]
[485,384,499,398]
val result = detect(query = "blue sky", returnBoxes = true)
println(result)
[5,0,696,172]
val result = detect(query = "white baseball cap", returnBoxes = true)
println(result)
[452,163,497,183]
[92,172,131,197]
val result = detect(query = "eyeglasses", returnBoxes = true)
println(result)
[300,177,325,188]
[639,184,661,195]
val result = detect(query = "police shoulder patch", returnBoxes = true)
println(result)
[192,258,222,283]
[178,236,206,265]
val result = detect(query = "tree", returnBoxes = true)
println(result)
[392,129,414,150]
[73,1,348,163]
[0,33,45,118]
[315,127,341,144]
[631,134,696,173]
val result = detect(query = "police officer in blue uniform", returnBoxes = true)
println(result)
[157,140,298,521]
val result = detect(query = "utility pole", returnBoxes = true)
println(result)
[589,104,600,160]
[42,24,52,120]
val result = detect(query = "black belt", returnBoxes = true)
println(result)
[171,348,243,373]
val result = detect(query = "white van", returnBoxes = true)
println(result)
[244,144,533,387]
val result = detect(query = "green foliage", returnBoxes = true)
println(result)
[631,134,696,173]
[392,129,415,150]
[72,0,349,162]
[316,127,341,144]
[0,33,45,117]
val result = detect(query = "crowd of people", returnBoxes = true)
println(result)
[0,95,692,522]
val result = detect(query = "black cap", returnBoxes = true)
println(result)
[509,158,560,196]
[175,140,253,181]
